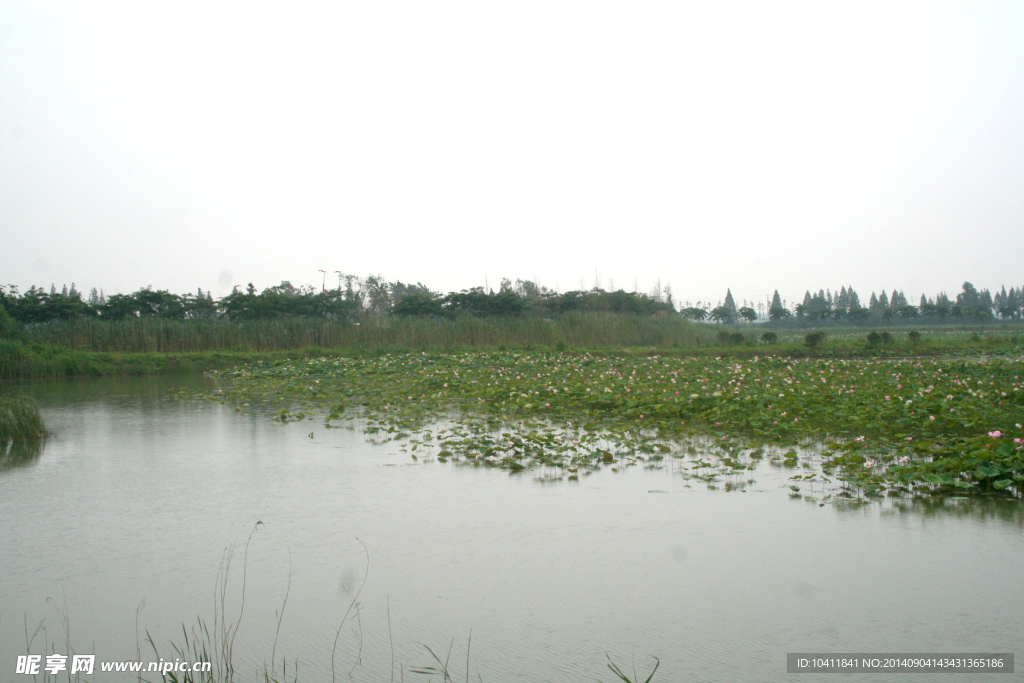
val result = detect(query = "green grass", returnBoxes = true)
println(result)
[0,395,45,440]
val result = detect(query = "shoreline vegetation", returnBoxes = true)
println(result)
[1,316,1022,381]
[2,276,1022,380]
[1,326,1023,381]
[3,276,1022,498]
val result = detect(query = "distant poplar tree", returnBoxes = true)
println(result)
[835,286,848,312]
[723,289,736,312]
[770,290,782,309]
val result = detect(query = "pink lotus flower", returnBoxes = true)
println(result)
[1014,438,1023,445]
[988,430,1003,438]
[885,395,891,401]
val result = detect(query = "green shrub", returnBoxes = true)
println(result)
[717,331,744,345]
[760,332,778,344]
[804,332,826,348]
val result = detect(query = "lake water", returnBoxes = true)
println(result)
[2,376,1022,682]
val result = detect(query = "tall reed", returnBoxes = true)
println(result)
[18,313,712,353]
[0,395,45,440]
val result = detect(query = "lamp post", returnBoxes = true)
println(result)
[318,270,326,293]
[334,270,342,291]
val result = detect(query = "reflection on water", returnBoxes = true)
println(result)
[0,437,44,471]
[1,375,1022,683]
[880,496,1024,526]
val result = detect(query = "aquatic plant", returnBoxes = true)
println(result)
[193,350,1024,497]
[605,654,660,683]
[0,395,45,440]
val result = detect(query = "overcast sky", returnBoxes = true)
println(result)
[1,1,1022,308]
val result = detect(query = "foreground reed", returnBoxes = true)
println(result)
[0,395,45,440]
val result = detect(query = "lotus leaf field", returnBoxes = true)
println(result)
[191,351,1024,498]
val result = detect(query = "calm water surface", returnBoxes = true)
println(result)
[1,376,1022,682]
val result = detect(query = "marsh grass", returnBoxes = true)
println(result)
[17,313,710,354]
[6,320,1021,381]
[0,394,45,440]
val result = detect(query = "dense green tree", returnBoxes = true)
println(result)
[3,285,94,323]
[710,305,735,323]
[393,293,444,317]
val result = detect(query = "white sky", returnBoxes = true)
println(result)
[1,1,1022,308]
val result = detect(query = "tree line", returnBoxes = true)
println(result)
[2,278,1020,328]
[0,276,675,325]
[678,282,1022,323]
